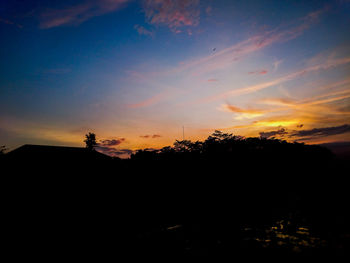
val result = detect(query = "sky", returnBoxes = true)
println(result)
[1,0,350,157]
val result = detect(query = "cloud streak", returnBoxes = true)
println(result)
[290,124,350,138]
[140,134,162,139]
[199,56,350,103]
[40,0,130,29]
[221,104,265,119]
[259,128,288,139]
[248,70,268,75]
[99,138,126,146]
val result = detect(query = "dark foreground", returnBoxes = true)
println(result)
[2,138,350,258]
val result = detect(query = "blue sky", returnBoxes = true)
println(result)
[1,0,350,157]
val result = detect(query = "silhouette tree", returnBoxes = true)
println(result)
[84,132,97,151]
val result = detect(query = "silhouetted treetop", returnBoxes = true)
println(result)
[84,132,97,151]
[131,130,333,164]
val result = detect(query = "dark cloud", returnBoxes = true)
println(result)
[140,134,162,139]
[99,138,125,146]
[291,124,350,138]
[95,145,133,158]
[259,128,288,139]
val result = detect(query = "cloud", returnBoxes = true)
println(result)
[220,104,265,120]
[95,137,132,157]
[207,78,218,82]
[40,0,130,29]
[140,134,162,138]
[0,17,23,28]
[259,128,288,139]
[134,24,154,36]
[96,145,134,158]
[248,70,268,75]
[127,91,169,108]
[199,56,350,103]
[290,124,350,138]
[164,7,328,80]
[259,124,350,141]
[273,59,283,72]
[99,138,126,146]
[143,0,200,32]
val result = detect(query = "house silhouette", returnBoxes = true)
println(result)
[6,144,111,163]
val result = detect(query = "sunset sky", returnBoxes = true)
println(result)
[1,0,350,157]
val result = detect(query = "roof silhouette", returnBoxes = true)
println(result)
[6,144,110,161]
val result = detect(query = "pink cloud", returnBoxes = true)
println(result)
[207,78,219,82]
[127,92,168,109]
[40,0,130,29]
[248,70,268,75]
[143,0,200,32]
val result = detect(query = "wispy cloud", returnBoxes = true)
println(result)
[258,124,350,142]
[134,24,154,36]
[143,0,200,33]
[248,70,268,75]
[99,138,126,146]
[273,59,283,72]
[199,56,350,103]
[126,7,329,108]
[171,7,327,75]
[127,91,169,108]
[0,17,23,28]
[96,146,133,158]
[290,124,350,139]
[259,128,288,139]
[40,0,130,29]
[221,104,265,119]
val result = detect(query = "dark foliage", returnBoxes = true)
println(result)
[84,132,97,151]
